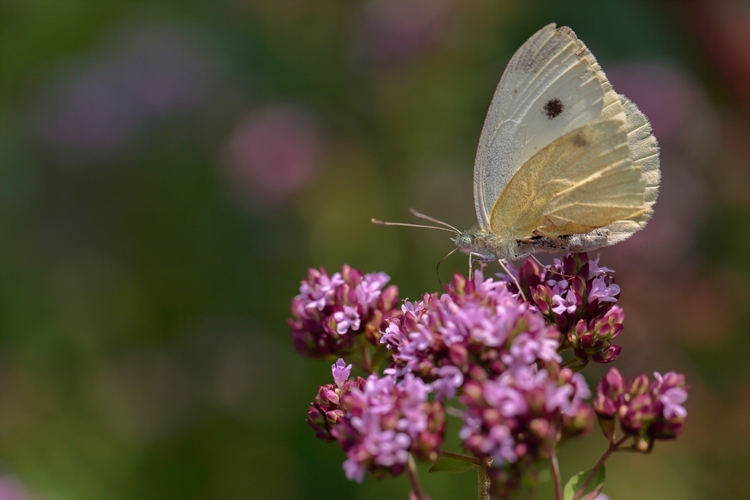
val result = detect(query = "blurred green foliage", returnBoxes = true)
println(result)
[1,1,750,499]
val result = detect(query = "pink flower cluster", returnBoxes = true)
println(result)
[291,255,690,498]
[508,254,624,364]
[460,363,591,466]
[594,368,689,452]
[290,265,399,357]
[307,359,366,442]
[381,271,560,399]
[309,359,445,482]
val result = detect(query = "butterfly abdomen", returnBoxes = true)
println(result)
[517,228,611,255]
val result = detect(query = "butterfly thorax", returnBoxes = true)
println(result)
[452,227,519,262]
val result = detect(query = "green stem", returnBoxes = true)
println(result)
[560,358,579,368]
[477,461,490,500]
[570,362,589,373]
[571,435,629,500]
[550,453,562,500]
[436,451,489,499]
[560,358,589,373]
[361,341,372,373]
[406,454,427,500]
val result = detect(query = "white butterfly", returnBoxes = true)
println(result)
[375,24,660,264]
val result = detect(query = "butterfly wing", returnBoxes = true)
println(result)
[473,24,618,229]
[597,96,661,246]
[489,119,647,240]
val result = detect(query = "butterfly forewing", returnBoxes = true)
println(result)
[474,24,610,230]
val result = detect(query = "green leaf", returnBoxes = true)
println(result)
[563,465,605,500]
[428,456,477,474]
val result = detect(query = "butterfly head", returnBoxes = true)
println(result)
[452,232,476,253]
[452,229,498,261]
[452,227,520,262]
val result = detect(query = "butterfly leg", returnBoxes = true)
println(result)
[468,253,486,278]
[498,259,527,302]
[530,254,545,268]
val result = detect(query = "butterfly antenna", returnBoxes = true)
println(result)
[371,218,458,233]
[408,209,461,233]
[436,247,460,291]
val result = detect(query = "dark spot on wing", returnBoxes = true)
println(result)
[544,98,564,119]
[572,134,588,147]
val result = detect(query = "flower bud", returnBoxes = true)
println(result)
[634,435,653,453]
[563,404,595,438]
[533,284,552,313]
[529,418,551,439]
[593,370,690,450]
[594,368,625,418]
[448,343,469,369]
[629,374,651,396]
[591,344,621,364]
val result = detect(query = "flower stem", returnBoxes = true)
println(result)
[435,451,489,499]
[361,341,372,373]
[440,451,492,500]
[572,435,629,500]
[477,462,490,500]
[560,358,579,368]
[570,362,589,373]
[407,454,427,500]
[560,357,589,372]
[550,452,562,500]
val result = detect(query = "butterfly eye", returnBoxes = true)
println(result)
[454,234,474,249]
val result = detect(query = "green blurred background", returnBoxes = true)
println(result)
[2,0,749,498]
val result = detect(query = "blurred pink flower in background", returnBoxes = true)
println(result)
[36,24,220,157]
[607,62,718,149]
[603,62,717,272]
[221,106,322,209]
[351,0,451,67]
[597,62,732,351]
[0,478,33,500]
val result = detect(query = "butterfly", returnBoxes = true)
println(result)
[374,23,660,264]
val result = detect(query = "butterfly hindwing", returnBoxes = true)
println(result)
[594,96,660,247]
[489,119,646,240]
